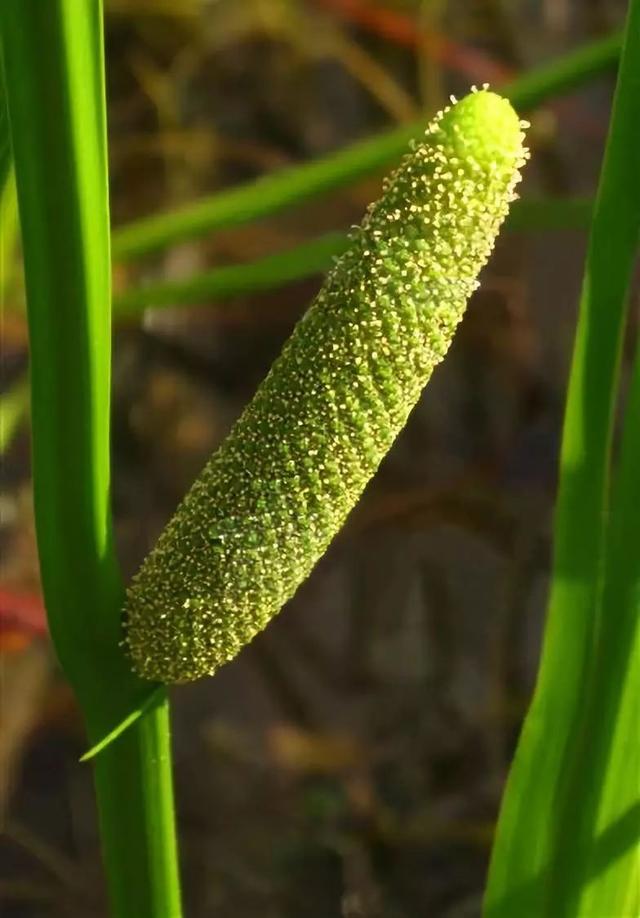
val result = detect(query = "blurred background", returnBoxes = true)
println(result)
[0,1,635,915]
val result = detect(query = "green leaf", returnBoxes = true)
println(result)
[485,2,640,914]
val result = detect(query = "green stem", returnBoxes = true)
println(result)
[93,696,182,917]
[0,3,181,916]
[485,1,640,914]
[111,31,620,261]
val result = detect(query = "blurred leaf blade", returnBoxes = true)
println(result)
[114,230,349,315]
[0,375,29,454]
[111,30,621,261]
[113,197,593,316]
[0,73,10,194]
[0,64,19,302]
[0,2,181,913]
[2,194,594,460]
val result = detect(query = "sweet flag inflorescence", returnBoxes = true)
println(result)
[124,89,528,683]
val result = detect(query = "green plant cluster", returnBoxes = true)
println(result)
[2,1,638,914]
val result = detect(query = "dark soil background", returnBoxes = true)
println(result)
[1,1,635,916]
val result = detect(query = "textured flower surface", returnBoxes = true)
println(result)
[125,89,528,683]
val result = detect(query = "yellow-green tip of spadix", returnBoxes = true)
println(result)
[124,89,528,683]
